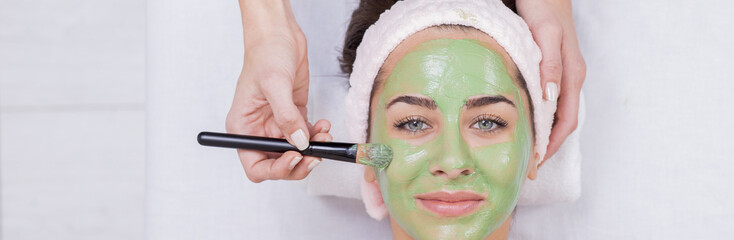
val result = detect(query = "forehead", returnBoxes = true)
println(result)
[384,38,518,101]
[381,26,518,77]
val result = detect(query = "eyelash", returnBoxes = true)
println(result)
[393,115,432,134]
[470,114,508,134]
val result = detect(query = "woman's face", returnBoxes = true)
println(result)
[368,29,533,239]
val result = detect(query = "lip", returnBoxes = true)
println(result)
[414,191,487,217]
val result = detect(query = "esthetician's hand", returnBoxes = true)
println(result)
[517,0,586,163]
[227,0,331,182]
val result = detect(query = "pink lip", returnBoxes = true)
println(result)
[414,191,487,217]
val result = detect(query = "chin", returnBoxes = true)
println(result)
[410,222,493,240]
[397,210,505,240]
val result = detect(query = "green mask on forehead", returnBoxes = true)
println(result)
[369,39,532,239]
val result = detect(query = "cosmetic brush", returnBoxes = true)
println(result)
[197,131,393,169]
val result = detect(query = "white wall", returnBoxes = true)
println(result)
[0,0,146,239]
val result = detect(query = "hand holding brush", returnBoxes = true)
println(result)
[198,132,393,181]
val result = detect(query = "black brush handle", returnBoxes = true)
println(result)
[197,132,358,163]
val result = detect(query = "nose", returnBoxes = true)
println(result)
[430,165,474,179]
[429,126,475,180]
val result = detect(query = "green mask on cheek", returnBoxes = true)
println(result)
[370,39,532,239]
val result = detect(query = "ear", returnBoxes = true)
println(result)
[526,152,539,180]
[364,166,377,182]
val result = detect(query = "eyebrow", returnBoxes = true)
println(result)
[465,95,515,109]
[386,95,438,110]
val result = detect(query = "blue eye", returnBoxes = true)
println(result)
[472,119,496,130]
[394,116,431,133]
[405,120,427,131]
[470,114,507,132]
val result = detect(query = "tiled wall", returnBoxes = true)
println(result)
[0,0,145,239]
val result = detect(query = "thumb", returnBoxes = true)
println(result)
[260,75,310,151]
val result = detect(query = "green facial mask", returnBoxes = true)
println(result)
[370,39,532,239]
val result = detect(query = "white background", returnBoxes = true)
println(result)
[1,0,145,239]
[2,0,734,239]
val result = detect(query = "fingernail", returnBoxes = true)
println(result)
[321,125,330,133]
[325,135,333,142]
[307,159,321,171]
[290,129,309,151]
[288,156,303,170]
[545,82,559,102]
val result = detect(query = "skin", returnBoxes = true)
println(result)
[365,27,539,240]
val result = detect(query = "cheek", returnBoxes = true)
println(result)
[381,140,429,184]
[472,142,527,186]
[371,105,433,185]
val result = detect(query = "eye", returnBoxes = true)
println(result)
[472,119,496,130]
[405,120,427,131]
[470,114,508,133]
[394,116,432,133]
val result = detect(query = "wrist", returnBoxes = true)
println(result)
[240,0,295,35]
[516,0,572,17]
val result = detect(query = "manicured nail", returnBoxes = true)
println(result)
[307,159,321,171]
[290,129,309,151]
[545,82,559,102]
[288,156,303,170]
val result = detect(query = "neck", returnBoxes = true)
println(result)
[390,216,511,240]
